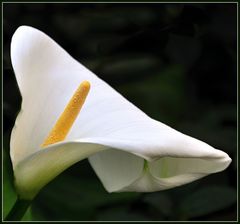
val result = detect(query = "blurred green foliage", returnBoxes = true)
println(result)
[3,3,237,221]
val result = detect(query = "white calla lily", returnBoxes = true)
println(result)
[10,26,231,200]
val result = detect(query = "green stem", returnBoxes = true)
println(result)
[5,197,31,221]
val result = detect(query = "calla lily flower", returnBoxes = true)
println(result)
[10,25,231,200]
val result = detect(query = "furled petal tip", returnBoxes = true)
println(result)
[88,132,232,193]
[10,25,232,200]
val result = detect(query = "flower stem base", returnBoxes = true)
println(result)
[5,197,31,221]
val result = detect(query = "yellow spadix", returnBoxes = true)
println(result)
[41,80,90,147]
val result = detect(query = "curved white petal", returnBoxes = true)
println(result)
[88,149,144,192]
[10,25,148,166]
[122,155,231,192]
[88,133,231,192]
[14,141,105,200]
[10,26,231,196]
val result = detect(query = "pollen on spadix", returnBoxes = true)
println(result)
[41,80,90,147]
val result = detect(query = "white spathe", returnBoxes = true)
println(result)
[10,26,231,200]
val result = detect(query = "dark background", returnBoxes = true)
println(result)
[3,3,237,221]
